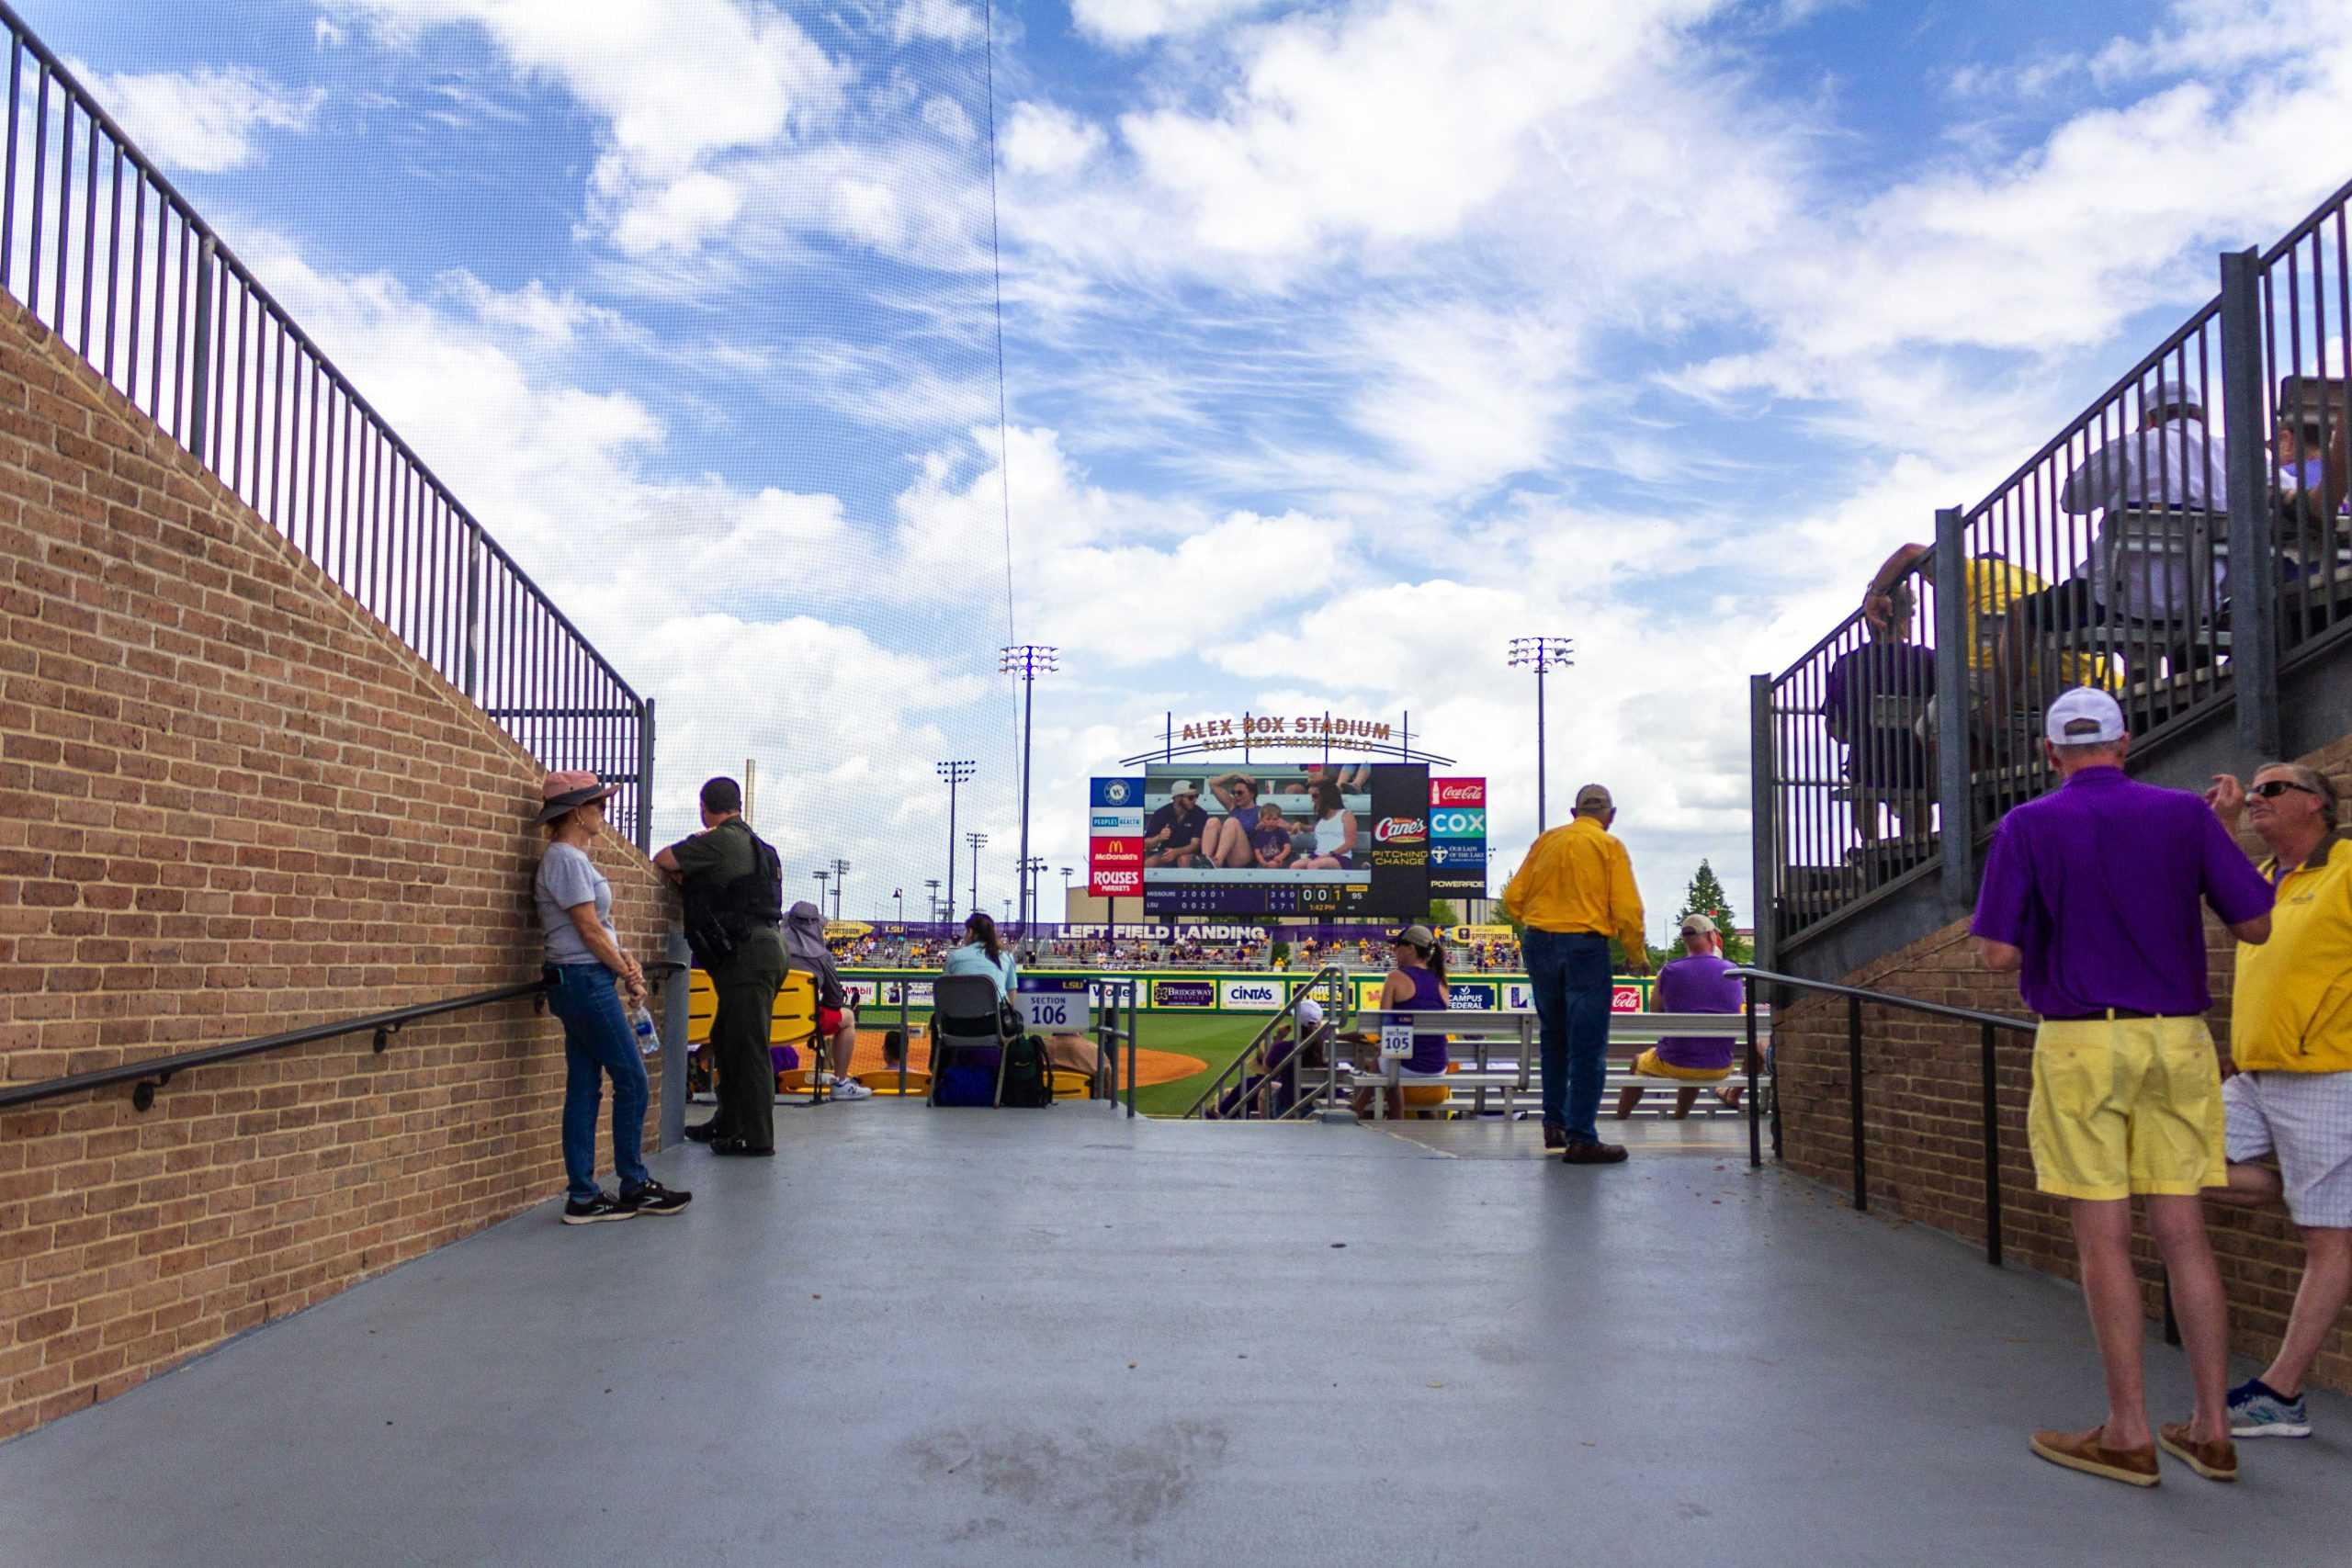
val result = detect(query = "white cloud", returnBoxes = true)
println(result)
[1069,0,1281,46]
[921,94,978,145]
[68,62,322,174]
[893,0,986,48]
[1001,102,1106,177]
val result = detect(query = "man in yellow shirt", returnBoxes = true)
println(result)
[2204,761,2352,1440]
[1501,784,1648,1165]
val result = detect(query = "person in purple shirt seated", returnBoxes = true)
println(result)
[1972,688,2273,1490]
[1616,913,1746,1119]
[1249,801,1295,869]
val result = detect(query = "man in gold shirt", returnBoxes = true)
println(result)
[2205,761,2352,1441]
[1501,784,1647,1165]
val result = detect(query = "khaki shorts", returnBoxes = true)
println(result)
[2028,1016,2224,1201]
[1631,1048,1734,1083]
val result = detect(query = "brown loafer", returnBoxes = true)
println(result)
[1542,1121,1566,1151]
[2030,1427,2159,1487]
[1560,1139,1628,1165]
[2157,1423,2237,1482]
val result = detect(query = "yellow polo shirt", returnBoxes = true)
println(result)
[1500,816,1645,953]
[2232,833,2352,1073]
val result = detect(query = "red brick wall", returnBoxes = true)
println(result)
[0,298,674,1440]
[1776,737,2352,1393]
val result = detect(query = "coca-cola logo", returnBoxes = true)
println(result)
[1430,779,1485,806]
[1374,817,1428,844]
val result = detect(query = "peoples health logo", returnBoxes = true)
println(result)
[1373,817,1428,845]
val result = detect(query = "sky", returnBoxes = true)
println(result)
[35,0,2352,936]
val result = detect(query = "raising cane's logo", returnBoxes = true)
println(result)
[1373,817,1428,845]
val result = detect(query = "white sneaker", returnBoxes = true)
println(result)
[829,1079,875,1100]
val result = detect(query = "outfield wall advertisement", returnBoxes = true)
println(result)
[1427,776,1487,898]
[840,968,1662,1016]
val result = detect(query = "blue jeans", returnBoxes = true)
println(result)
[1523,930,1612,1142]
[547,963,650,1202]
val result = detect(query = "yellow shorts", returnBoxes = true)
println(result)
[2027,1017,2224,1200]
[1630,1048,1734,1083]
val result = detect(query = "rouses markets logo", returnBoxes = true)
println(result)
[1373,816,1428,844]
[1092,870,1139,892]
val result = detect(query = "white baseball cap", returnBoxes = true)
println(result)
[1295,998,1324,1027]
[1168,780,1200,796]
[2044,687,2127,745]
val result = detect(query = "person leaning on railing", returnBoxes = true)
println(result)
[2201,762,2352,1441]
[1969,689,2270,1488]
[532,771,691,1226]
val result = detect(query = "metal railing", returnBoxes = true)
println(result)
[1182,964,1349,1119]
[0,5,652,849]
[0,981,550,1114]
[1731,965,2028,1269]
[1760,173,2352,953]
[828,968,1145,1113]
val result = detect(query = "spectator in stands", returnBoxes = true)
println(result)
[939,911,1018,1030]
[1823,582,1936,849]
[1502,783,1648,1163]
[1250,801,1296,869]
[1861,543,2113,705]
[657,776,786,1157]
[533,771,689,1224]
[881,1029,908,1074]
[1352,928,1453,1119]
[1995,369,2228,717]
[1299,777,1359,870]
[1144,781,1211,867]
[783,900,867,1100]
[1204,771,1264,867]
[1972,689,2271,1487]
[1615,914,1746,1119]
[2201,762,2352,1441]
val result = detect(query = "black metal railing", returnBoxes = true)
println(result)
[0,981,549,1114]
[0,4,652,849]
[1759,172,2352,953]
[1732,965,2029,1269]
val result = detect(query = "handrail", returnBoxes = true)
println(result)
[1731,964,2028,1269]
[0,981,549,1114]
[1182,964,1345,1119]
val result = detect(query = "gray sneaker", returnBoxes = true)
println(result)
[2227,1377,2310,1438]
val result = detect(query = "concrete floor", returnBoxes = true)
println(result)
[1,1106,2345,1567]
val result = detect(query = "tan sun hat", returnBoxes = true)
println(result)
[535,769,618,825]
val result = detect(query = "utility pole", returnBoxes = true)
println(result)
[1021,855,1049,931]
[1059,866,1074,913]
[924,878,942,922]
[967,831,988,920]
[935,760,975,919]
[1507,636,1575,833]
[999,646,1060,935]
[742,757,757,827]
[831,857,850,922]
[812,868,829,919]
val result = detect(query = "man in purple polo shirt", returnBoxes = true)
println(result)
[1616,914,1746,1118]
[1973,688,2273,1489]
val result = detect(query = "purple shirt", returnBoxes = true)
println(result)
[1970,766,2271,1018]
[1249,823,1293,863]
[1652,953,1745,1069]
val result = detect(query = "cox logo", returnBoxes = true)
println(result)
[1373,816,1428,844]
[1430,808,1486,837]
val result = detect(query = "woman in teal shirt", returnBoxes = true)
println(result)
[937,911,1018,1038]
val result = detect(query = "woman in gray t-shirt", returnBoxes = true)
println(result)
[533,771,688,1226]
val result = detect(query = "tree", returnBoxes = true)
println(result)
[1425,898,1460,929]
[1671,859,1751,963]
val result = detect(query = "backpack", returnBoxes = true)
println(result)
[1001,1033,1054,1109]
[682,824,783,971]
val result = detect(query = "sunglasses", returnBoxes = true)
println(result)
[2251,780,2319,799]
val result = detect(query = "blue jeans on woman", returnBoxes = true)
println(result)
[547,962,650,1202]
[1522,929,1613,1143]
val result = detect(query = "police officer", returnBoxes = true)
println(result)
[656,777,786,1155]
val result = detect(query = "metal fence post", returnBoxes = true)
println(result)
[460,525,482,701]
[1744,973,1760,1169]
[660,926,690,1146]
[1747,674,1777,976]
[2220,247,2278,758]
[186,234,215,457]
[1933,506,1976,912]
[634,696,657,856]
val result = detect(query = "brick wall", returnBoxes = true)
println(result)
[0,298,675,1441]
[1775,735,2352,1393]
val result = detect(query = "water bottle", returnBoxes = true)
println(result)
[632,1003,661,1057]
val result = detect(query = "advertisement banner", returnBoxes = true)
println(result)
[1430,841,1487,867]
[1217,976,1289,1011]
[1446,981,1498,1010]
[1089,777,1147,896]
[1430,777,1487,807]
[1151,979,1217,1009]
[1425,775,1486,897]
[1430,807,1487,840]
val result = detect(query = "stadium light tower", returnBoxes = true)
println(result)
[924,878,943,921]
[1000,645,1059,933]
[1021,855,1049,930]
[812,868,830,915]
[830,858,851,921]
[1059,866,1074,906]
[1507,636,1575,833]
[935,760,976,918]
[966,831,988,919]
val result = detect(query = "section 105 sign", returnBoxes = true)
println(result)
[1090,777,1145,895]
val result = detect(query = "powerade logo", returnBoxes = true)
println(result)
[1430,808,1486,839]
[1373,816,1428,845]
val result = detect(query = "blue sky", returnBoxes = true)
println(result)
[38,0,2352,931]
